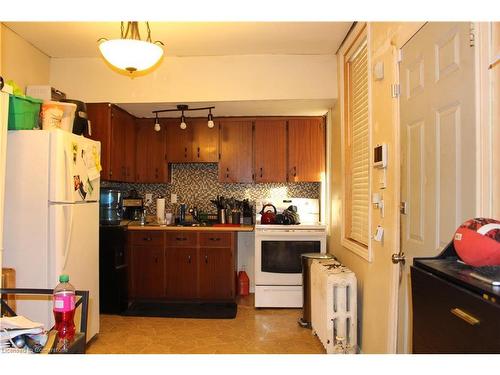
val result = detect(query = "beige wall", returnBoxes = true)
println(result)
[49,54,337,104]
[0,24,50,92]
[328,22,424,353]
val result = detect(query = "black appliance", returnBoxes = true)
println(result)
[61,99,89,135]
[412,241,500,353]
[123,189,144,220]
[99,225,128,314]
[100,188,123,225]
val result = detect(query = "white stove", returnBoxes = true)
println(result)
[254,198,327,308]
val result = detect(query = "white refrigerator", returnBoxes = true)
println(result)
[3,129,101,341]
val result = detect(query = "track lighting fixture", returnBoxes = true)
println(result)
[152,104,216,130]
[154,113,161,132]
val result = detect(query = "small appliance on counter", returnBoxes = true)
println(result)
[123,189,144,220]
[100,188,123,225]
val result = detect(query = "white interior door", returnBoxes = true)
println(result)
[398,22,476,353]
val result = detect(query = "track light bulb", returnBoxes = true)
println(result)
[207,110,214,128]
[154,121,161,132]
[180,113,187,130]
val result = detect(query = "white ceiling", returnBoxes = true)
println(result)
[119,99,335,118]
[4,22,352,58]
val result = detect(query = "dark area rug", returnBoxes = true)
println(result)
[122,301,238,319]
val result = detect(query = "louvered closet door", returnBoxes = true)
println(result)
[347,38,369,246]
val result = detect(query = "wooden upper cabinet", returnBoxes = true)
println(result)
[287,118,325,182]
[122,111,136,182]
[166,119,193,162]
[86,103,136,182]
[254,119,287,183]
[218,120,253,183]
[191,119,218,162]
[135,119,168,183]
[86,103,112,180]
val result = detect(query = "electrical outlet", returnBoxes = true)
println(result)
[145,193,153,206]
[171,193,177,204]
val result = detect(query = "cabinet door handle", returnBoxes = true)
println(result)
[188,255,191,263]
[205,255,208,264]
[175,237,187,241]
[450,308,480,326]
[209,238,221,241]
[197,147,200,158]
[154,256,158,264]
[143,237,152,241]
[293,166,297,177]
[260,167,263,178]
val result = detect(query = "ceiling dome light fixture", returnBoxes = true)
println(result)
[152,104,216,131]
[154,113,161,132]
[207,108,215,128]
[98,21,164,75]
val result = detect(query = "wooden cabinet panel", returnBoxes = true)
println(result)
[219,120,253,183]
[130,230,165,246]
[135,119,168,183]
[191,118,218,162]
[110,107,127,181]
[165,247,198,299]
[130,246,165,299]
[165,231,197,247]
[166,119,193,162]
[254,119,287,182]
[199,248,234,300]
[86,103,111,180]
[199,232,232,248]
[288,118,325,182]
[123,113,136,182]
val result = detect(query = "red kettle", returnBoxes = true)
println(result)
[260,204,277,224]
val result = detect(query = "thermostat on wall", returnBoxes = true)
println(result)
[373,144,388,169]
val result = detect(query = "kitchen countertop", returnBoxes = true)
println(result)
[125,221,254,232]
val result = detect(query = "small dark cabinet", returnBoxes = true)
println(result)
[412,242,500,354]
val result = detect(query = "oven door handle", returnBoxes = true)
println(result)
[261,288,300,292]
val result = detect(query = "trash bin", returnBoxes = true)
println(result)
[298,252,334,328]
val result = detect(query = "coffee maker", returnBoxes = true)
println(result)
[123,190,144,220]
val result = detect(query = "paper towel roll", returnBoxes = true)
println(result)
[156,198,165,224]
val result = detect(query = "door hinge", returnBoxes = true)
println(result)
[391,84,400,98]
[469,23,475,47]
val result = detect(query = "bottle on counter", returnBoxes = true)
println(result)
[53,274,76,343]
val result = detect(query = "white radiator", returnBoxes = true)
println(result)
[311,258,357,354]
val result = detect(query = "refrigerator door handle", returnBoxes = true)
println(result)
[64,146,73,203]
[62,204,75,270]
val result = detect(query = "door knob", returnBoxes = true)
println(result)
[391,252,406,264]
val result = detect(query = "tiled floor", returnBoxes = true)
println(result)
[86,295,325,354]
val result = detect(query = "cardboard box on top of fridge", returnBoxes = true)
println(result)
[26,85,66,102]
[41,101,77,132]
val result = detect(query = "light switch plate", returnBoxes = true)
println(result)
[171,193,177,204]
[145,193,153,206]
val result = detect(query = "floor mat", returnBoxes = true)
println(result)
[122,301,237,319]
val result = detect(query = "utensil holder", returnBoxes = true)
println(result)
[218,209,226,224]
[232,212,241,225]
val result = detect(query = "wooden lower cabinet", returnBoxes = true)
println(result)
[129,245,165,299]
[128,230,236,302]
[165,247,198,299]
[199,247,234,300]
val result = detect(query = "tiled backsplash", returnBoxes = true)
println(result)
[102,163,320,215]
